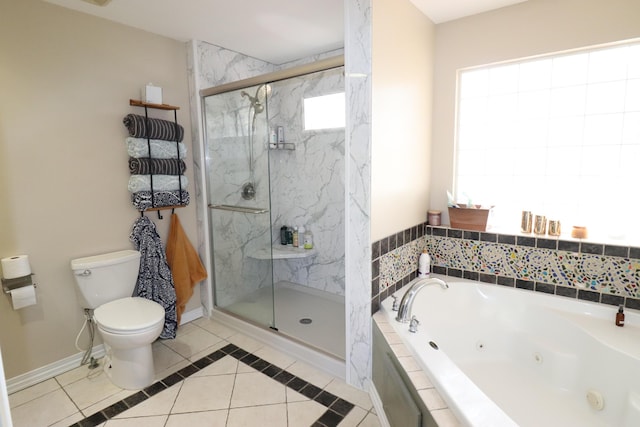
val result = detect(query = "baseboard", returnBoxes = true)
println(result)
[180,306,204,325]
[7,305,204,395]
[7,344,106,395]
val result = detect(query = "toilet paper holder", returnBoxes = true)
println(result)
[2,275,36,294]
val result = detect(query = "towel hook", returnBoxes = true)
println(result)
[157,210,163,220]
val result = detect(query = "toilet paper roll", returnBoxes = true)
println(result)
[9,285,36,310]
[1,255,31,279]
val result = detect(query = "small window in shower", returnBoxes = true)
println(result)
[303,92,345,130]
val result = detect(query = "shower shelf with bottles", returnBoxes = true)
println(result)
[127,99,189,218]
[249,246,317,260]
[268,125,295,150]
[269,143,296,151]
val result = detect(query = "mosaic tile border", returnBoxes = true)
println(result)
[371,223,640,314]
[70,343,354,427]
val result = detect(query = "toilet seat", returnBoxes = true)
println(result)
[94,297,164,335]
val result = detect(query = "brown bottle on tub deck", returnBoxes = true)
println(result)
[616,305,625,327]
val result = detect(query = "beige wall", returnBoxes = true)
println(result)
[0,0,202,379]
[431,0,640,224]
[371,0,435,241]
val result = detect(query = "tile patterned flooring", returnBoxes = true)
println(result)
[8,317,380,427]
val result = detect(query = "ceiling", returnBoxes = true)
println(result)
[43,0,527,65]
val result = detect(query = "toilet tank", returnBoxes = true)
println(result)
[70,250,141,310]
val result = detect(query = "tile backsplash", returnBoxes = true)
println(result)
[371,224,640,314]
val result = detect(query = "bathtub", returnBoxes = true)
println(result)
[380,274,640,427]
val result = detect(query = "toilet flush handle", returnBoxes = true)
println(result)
[75,269,92,276]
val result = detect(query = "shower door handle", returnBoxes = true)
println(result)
[208,204,269,214]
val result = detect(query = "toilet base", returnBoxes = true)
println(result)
[104,344,155,390]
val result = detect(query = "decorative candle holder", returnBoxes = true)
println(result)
[521,211,532,233]
[548,220,561,236]
[534,215,547,235]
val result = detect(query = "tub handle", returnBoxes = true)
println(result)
[391,295,399,311]
[409,316,420,333]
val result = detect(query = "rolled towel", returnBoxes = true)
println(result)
[123,114,184,142]
[131,190,190,211]
[126,137,187,159]
[128,175,189,193]
[129,157,186,175]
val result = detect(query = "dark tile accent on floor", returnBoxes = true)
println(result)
[330,398,355,416]
[315,408,346,427]
[75,411,106,427]
[69,343,355,427]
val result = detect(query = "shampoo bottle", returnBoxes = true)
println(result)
[418,249,430,278]
[616,305,625,327]
[293,227,299,248]
[303,227,313,249]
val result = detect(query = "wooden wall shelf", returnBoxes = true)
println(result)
[129,99,180,111]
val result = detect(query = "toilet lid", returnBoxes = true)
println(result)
[94,297,165,334]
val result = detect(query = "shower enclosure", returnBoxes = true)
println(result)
[202,58,346,359]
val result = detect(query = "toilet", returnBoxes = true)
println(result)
[71,249,165,390]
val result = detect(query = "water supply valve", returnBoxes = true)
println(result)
[391,295,399,311]
[409,316,420,333]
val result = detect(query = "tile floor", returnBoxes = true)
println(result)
[8,317,380,427]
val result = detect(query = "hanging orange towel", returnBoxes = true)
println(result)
[166,213,208,325]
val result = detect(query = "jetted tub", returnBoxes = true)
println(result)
[380,274,640,427]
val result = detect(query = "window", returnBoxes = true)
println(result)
[455,39,640,243]
[303,92,345,130]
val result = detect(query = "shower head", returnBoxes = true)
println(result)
[241,84,271,114]
[241,91,264,114]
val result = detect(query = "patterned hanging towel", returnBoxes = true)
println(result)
[129,216,177,339]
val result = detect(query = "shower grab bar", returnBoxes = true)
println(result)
[208,204,269,214]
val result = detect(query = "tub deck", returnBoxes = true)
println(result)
[379,274,640,427]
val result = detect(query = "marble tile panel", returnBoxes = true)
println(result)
[170,375,235,413]
[229,371,286,407]
[287,400,328,426]
[9,378,59,408]
[165,411,227,427]
[226,404,287,427]
[10,389,78,427]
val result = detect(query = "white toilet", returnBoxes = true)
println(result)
[71,249,165,390]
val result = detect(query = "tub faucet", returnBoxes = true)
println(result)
[395,277,448,323]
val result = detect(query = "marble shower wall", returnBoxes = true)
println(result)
[268,68,346,296]
[345,0,373,390]
[191,41,347,306]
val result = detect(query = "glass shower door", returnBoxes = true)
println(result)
[203,85,274,328]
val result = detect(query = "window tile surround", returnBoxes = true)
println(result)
[371,224,640,314]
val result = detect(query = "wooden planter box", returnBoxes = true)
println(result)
[448,207,491,231]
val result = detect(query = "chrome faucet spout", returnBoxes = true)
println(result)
[395,277,448,323]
